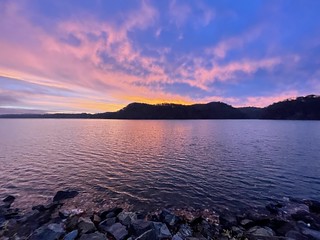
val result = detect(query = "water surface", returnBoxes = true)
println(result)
[0,119,319,212]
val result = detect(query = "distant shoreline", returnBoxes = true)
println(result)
[1,94,320,120]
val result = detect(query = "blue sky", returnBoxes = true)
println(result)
[0,0,319,113]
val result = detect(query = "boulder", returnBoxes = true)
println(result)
[63,230,78,240]
[106,222,128,240]
[304,200,320,214]
[285,230,308,240]
[219,213,237,228]
[131,219,153,236]
[117,211,137,226]
[135,229,157,240]
[247,226,275,237]
[172,234,184,240]
[160,209,180,226]
[176,224,193,239]
[78,217,96,234]
[100,207,123,219]
[66,215,79,231]
[53,190,79,202]
[98,217,116,233]
[79,231,106,240]
[30,223,65,240]
[153,222,172,239]
[300,227,320,240]
[2,196,15,208]
[92,214,101,224]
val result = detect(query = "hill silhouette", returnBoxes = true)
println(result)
[1,95,319,120]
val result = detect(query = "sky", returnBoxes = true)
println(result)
[0,0,319,113]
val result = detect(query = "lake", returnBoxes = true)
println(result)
[0,119,319,213]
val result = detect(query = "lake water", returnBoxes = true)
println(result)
[0,119,319,213]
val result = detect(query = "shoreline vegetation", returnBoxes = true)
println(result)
[0,95,320,120]
[1,190,320,239]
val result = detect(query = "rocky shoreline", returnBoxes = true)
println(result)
[1,190,320,240]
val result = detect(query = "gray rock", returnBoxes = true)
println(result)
[107,222,128,240]
[280,202,309,217]
[177,224,193,238]
[231,226,244,238]
[64,230,78,240]
[79,231,106,240]
[78,217,96,234]
[300,227,320,240]
[99,217,116,233]
[172,234,184,240]
[247,226,275,237]
[160,209,179,226]
[135,229,157,240]
[66,215,79,231]
[100,207,123,219]
[131,219,153,236]
[240,219,253,227]
[285,230,308,240]
[30,223,65,240]
[117,211,137,226]
[153,222,172,239]
[219,213,237,228]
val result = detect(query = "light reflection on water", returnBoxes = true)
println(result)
[0,119,319,212]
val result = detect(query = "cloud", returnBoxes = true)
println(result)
[0,1,318,112]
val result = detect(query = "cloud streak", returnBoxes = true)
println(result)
[0,0,319,112]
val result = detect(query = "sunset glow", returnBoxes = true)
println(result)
[0,0,319,113]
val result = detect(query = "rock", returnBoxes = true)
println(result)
[240,219,254,228]
[66,215,79,231]
[153,222,172,239]
[247,226,275,237]
[272,220,295,236]
[30,223,65,240]
[219,213,237,228]
[186,237,207,240]
[117,211,137,226]
[79,231,106,240]
[301,227,320,240]
[160,209,180,226]
[280,202,309,217]
[285,230,309,240]
[135,229,157,240]
[32,205,46,212]
[231,226,244,238]
[78,217,96,234]
[3,208,19,219]
[304,200,320,214]
[100,207,123,219]
[245,211,270,226]
[191,217,217,239]
[291,210,320,229]
[3,196,15,205]
[106,222,128,240]
[176,224,193,238]
[172,234,184,240]
[98,217,116,233]
[59,210,71,219]
[92,214,101,224]
[64,230,78,240]
[53,190,79,202]
[131,219,153,236]
[266,202,283,214]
